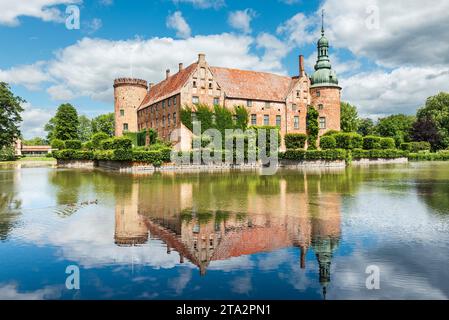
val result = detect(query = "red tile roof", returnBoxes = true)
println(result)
[21,146,52,152]
[139,63,198,109]
[210,66,292,102]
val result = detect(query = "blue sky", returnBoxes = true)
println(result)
[1,0,448,138]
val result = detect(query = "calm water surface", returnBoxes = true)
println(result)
[1,162,449,299]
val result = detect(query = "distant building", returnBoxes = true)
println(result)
[21,145,52,157]
[114,19,341,150]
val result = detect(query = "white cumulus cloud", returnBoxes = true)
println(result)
[0,0,81,26]
[228,8,257,34]
[166,11,191,39]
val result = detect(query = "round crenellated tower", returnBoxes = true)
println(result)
[310,12,341,135]
[113,78,148,136]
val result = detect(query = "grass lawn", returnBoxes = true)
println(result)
[0,157,56,164]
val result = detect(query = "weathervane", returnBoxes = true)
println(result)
[321,9,325,35]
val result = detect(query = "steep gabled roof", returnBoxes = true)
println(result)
[139,63,198,109]
[210,67,292,102]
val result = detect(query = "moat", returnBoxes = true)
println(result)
[1,162,449,299]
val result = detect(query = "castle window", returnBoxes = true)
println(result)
[319,117,326,129]
[167,114,171,127]
[192,96,199,104]
[247,100,252,107]
[318,104,324,110]
[162,100,165,108]
[276,115,281,127]
[264,115,270,126]
[174,96,177,105]
[168,98,171,107]
[162,115,166,127]
[316,91,321,97]
[120,109,124,116]
[265,102,271,109]
[173,112,177,125]
[193,81,197,88]
[296,91,300,98]
[213,97,219,105]
[123,123,128,131]
[209,82,213,89]
[294,116,299,129]
[292,104,297,111]
[251,114,257,125]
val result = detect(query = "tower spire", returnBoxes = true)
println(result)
[321,9,325,36]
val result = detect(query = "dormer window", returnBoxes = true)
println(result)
[193,81,197,88]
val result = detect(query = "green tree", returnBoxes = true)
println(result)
[375,114,415,145]
[413,92,449,150]
[357,118,376,136]
[92,113,115,137]
[234,106,249,131]
[50,103,79,141]
[78,115,92,142]
[0,82,24,149]
[23,137,47,146]
[44,117,56,141]
[340,102,359,132]
[306,106,319,150]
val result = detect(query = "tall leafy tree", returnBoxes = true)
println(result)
[375,114,415,145]
[44,117,56,142]
[0,82,24,149]
[306,106,319,150]
[411,116,441,150]
[92,113,115,137]
[414,92,449,150]
[357,118,376,136]
[53,103,79,140]
[78,115,92,142]
[340,102,359,132]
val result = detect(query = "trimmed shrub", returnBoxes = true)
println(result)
[112,137,133,150]
[101,138,114,150]
[410,141,431,153]
[351,149,407,159]
[333,133,363,149]
[363,136,381,150]
[284,133,307,149]
[92,132,109,149]
[51,139,65,150]
[83,141,94,150]
[322,129,340,137]
[52,149,94,160]
[408,150,449,161]
[400,142,412,151]
[380,137,396,149]
[93,150,114,161]
[320,136,336,149]
[280,149,346,161]
[0,146,17,161]
[65,140,82,150]
[112,148,133,161]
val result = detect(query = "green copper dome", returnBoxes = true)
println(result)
[310,14,340,89]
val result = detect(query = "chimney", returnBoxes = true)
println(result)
[179,63,184,72]
[299,55,305,77]
[198,53,206,64]
[148,82,154,92]
[166,69,170,79]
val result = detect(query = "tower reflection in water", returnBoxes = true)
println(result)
[114,172,341,298]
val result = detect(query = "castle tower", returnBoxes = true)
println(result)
[113,78,148,136]
[310,11,341,134]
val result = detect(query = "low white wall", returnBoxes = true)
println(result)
[352,157,408,165]
[57,160,96,168]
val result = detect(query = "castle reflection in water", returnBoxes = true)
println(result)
[114,171,342,298]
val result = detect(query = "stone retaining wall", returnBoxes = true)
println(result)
[352,157,408,165]
[57,160,96,168]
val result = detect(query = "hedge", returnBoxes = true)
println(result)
[65,140,82,150]
[363,136,381,150]
[351,149,407,159]
[408,151,449,161]
[280,149,346,161]
[380,137,396,149]
[400,142,412,151]
[101,138,114,150]
[52,149,94,160]
[91,132,109,149]
[284,133,307,149]
[333,132,363,149]
[112,137,133,150]
[51,139,65,150]
[320,136,336,149]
